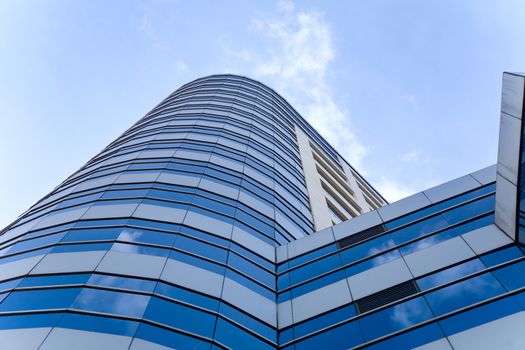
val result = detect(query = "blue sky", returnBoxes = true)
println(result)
[0,0,524,229]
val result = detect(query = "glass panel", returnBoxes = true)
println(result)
[439,296,521,336]
[492,260,525,291]
[359,297,434,341]
[143,296,217,337]
[214,318,275,350]
[294,304,356,339]
[57,313,139,337]
[0,288,81,311]
[294,320,364,350]
[71,288,150,318]
[19,274,90,288]
[87,274,156,293]
[154,282,220,311]
[0,313,63,330]
[134,323,212,350]
[425,273,505,315]
[416,258,486,291]
[363,323,444,350]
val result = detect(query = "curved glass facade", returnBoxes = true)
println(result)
[0,74,329,349]
[0,73,522,349]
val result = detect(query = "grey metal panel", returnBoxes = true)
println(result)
[183,209,233,239]
[0,255,44,281]
[160,258,224,298]
[462,224,512,255]
[501,73,525,119]
[377,193,431,223]
[495,174,518,240]
[0,219,39,245]
[74,174,119,192]
[157,172,200,187]
[31,206,91,230]
[448,311,525,350]
[96,251,167,279]
[221,277,276,326]
[129,338,173,350]
[276,245,288,264]
[231,225,275,262]
[81,202,139,219]
[287,226,335,260]
[404,237,475,277]
[291,279,352,323]
[423,175,482,203]
[0,328,52,350]
[347,258,413,300]
[470,165,497,185]
[137,149,176,158]
[132,203,187,224]
[414,338,453,350]
[497,113,521,186]
[115,171,161,184]
[277,300,293,328]
[200,178,239,199]
[31,251,106,274]
[39,328,133,350]
[332,210,383,241]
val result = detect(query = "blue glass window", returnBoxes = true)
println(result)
[340,234,395,265]
[0,278,22,292]
[0,288,81,311]
[154,282,220,311]
[385,183,495,229]
[228,252,275,288]
[174,235,228,263]
[143,296,217,337]
[170,250,225,275]
[294,320,364,350]
[71,288,150,318]
[288,253,342,287]
[359,297,434,341]
[416,258,486,291]
[289,270,346,301]
[215,318,275,350]
[19,274,90,288]
[294,303,356,339]
[87,274,156,293]
[61,227,122,242]
[0,313,63,330]
[57,313,139,337]
[364,323,444,350]
[439,296,521,336]
[226,269,275,301]
[111,242,170,257]
[345,251,401,278]
[52,243,112,253]
[480,245,523,267]
[134,323,212,350]
[492,260,525,291]
[7,232,67,254]
[117,227,176,247]
[400,214,493,256]
[425,272,505,315]
[219,303,276,342]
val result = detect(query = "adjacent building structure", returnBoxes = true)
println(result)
[0,73,524,350]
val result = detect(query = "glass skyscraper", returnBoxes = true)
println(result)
[0,73,524,350]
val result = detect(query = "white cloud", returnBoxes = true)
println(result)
[225,1,367,169]
[175,59,188,73]
[374,176,415,203]
[400,150,421,163]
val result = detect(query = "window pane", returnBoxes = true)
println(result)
[359,297,434,341]
[425,273,505,315]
